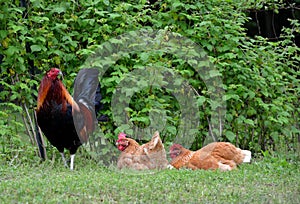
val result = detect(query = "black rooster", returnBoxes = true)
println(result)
[36,68,99,170]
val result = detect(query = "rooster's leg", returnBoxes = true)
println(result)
[70,154,75,170]
[60,152,69,168]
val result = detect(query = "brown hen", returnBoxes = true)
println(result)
[116,131,169,170]
[170,142,251,171]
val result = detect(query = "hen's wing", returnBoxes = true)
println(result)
[191,142,251,170]
[200,142,245,165]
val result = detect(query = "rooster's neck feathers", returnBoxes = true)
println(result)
[37,74,75,112]
[37,76,56,110]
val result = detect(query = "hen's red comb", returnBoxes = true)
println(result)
[118,132,126,140]
[170,144,182,151]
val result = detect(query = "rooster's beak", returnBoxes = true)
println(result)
[58,70,64,80]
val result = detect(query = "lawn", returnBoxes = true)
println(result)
[0,154,299,204]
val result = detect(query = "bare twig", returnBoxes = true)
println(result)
[20,109,35,145]
[189,85,217,142]
[23,103,35,142]
[10,73,46,158]
[255,11,261,35]
[271,11,277,39]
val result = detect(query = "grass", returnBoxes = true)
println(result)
[0,154,299,204]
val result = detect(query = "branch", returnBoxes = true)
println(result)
[189,85,217,142]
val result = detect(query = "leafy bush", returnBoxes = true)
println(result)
[0,0,299,162]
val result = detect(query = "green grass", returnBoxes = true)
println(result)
[0,155,299,204]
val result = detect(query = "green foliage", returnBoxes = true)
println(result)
[0,103,34,162]
[0,0,299,160]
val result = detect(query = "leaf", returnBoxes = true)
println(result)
[130,116,149,123]
[30,45,43,52]
[223,94,240,101]
[109,13,121,19]
[51,6,66,14]
[0,30,8,39]
[5,46,19,56]
[117,124,131,133]
[244,119,254,126]
[140,52,149,62]
[209,70,222,77]
[225,131,235,142]
[166,126,177,135]
[197,96,206,106]
[103,0,110,6]
[52,23,68,30]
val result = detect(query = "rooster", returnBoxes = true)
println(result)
[116,131,169,170]
[169,142,251,171]
[36,68,99,170]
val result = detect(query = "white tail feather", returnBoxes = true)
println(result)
[242,150,251,163]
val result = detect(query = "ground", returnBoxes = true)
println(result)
[0,155,299,203]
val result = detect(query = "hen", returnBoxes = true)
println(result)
[170,142,251,171]
[116,131,169,170]
[36,68,99,170]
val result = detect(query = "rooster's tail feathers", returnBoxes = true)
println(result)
[73,68,99,143]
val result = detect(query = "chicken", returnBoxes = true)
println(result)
[116,131,169,170]
[169,142,251,171]
[36,68,99,170]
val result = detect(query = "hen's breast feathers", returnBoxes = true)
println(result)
[124,138,140,154]
[170,148,195,169]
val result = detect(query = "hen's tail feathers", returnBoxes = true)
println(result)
[148,131,162,150]
[73,68,99,143]
[242,150,252,163]
[34,110,46,160]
